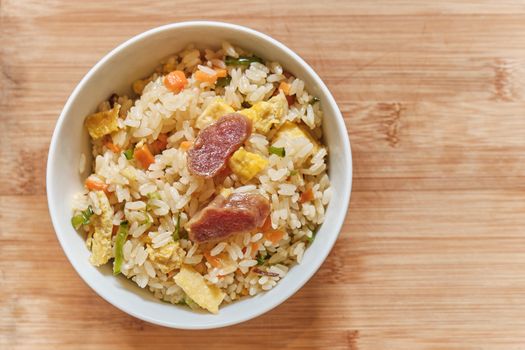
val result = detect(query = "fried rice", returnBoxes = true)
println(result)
[71,41,331,313]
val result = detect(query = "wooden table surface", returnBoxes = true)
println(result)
[2,1,525,349]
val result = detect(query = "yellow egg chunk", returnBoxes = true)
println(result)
[85,104,120,139]
[267,92,288,121]
[228,147,269,182]
[239,92,288,134]
[195,98,235,129]
[272,121,320,165]
[89,191,114,266]
[147,241,185,274]
[174,265,226,314]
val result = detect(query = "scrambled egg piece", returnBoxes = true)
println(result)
[174,265,226,314]
[272,121,320,164]
[85,104,120,139]
[240,92,288,134]
[195,98,235,129]
[146,241,185,274]
[194,93,288,134]
[228,147,268,182]
[89,191,114,266]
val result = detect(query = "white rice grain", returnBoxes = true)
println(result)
[125,201,146,210]
[144,260,156,278]
[184,254,203,265]
[134,274,149,288]
[135,246,148,266]
[210,242,227,256]
[234,185,256,193]
[222,41,238,58]
[187,243,199,258]
[251,233,263,242]
[123,240,132,261]
[225,244,237,261]
[166,284,180,295]
[278,184,297,196]
[239,259,257,268]
[231,242,243,260]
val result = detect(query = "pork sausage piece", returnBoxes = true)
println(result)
[187,113,252,178]
[187,192,270,243]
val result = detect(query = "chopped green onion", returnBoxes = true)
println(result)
[123,149,134,160]
[141,213,152,227]
[147,192,161,200]
[71,205,94,230]
[289,170,298,176]
[216,75,231,87]
[113,221,129,275]
[269,146,286,157]
[83,206,94,221]
[225,55,263,67]
[307,225,319,234]
[173,213,181,241]
[71,215,85,230]
[241,101,252,108]
[146,193,161,212]
[256,253,268,266]
[310,96,320,104]
[305,225,319,245]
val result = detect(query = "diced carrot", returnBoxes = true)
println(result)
[260,216,272,232]
[180,140,193,151]
[149,133,168,155]
[112,225,119,236]
[285,94,295,106]
[214,68,227,78]
[102,135,121,153]
[194,262,207,274]
[85,178,109,192]
[250,242,260,258]
[264,230,285,244]
[204,252,222,268]
[195,70,218,84]
[163,70,188,93]
[134,144,155,169]
[299,188,314,203]
[278,81,291,95]
[156,133,168,149]
[105,141,121,153]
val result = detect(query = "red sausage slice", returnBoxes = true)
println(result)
[187,192,270,243]
[187,113,252,178]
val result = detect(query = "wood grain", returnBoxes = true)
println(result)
[2,1,525,349]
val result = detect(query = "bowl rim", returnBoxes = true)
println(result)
[46,20,353,329]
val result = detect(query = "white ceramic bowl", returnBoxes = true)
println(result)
[47,21,352,329]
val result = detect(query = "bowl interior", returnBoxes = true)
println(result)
[47,22,352,329]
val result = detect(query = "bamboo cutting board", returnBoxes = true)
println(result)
[2,1,525,349]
